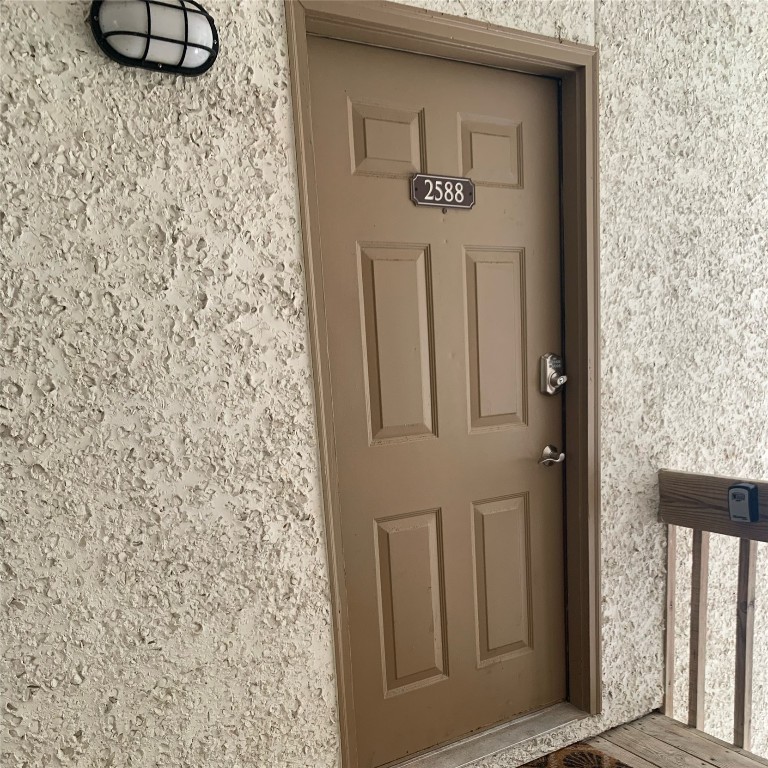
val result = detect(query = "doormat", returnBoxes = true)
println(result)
[523,742,632,767]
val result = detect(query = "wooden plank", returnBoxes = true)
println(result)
[659,469,768,541]
[689,529,709,729]
[605,723,717,768]
[663,524,677,716]
[587,734,663,768]
[635,714,761,768]
[667,714,768,768]
[734,538,758,750]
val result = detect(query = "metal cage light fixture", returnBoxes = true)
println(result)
[90,0,218,76]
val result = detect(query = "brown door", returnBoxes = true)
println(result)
[307,36,566,767]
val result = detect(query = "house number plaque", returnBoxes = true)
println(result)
[410,174,475,210]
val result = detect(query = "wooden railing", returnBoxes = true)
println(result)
[659,469,765,750]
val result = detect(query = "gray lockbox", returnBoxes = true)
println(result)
[728,482,759,523]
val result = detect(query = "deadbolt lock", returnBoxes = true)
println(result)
[540,353,568,395]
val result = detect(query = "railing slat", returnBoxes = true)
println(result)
[688,529,709,729]
[663,524,677,717]
[734,538,757,750]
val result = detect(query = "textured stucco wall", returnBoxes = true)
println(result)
[2,1,768,766]
[605,0,768,756]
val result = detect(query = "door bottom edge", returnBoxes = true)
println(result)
[385,702,588,768]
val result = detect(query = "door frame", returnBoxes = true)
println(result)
[284,1,601,763]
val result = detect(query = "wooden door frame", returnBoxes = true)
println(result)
[284,1,601,764]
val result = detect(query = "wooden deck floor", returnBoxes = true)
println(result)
[587,713,768,768]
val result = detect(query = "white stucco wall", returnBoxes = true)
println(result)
[2,1,767,766]
[615,0,768,756]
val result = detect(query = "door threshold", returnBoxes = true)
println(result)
[392,702,587,768]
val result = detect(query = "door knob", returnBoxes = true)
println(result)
[539,445,565,466]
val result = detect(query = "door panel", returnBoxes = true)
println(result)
[307,36,566,767]
[460,115,523,187]
[465,247,526,429]
[375,509,448,694]
[349,100,426,177]
[359,243,437,442]
[473,494,532,663]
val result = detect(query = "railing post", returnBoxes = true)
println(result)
[688,529,709,729]
[734,538,757,750]
[663,525,676,717]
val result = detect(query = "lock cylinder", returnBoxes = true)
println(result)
[549,372,568,390]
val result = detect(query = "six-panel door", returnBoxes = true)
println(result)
[308,36,567,767]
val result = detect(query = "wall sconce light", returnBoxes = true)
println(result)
[90,0,218,76]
